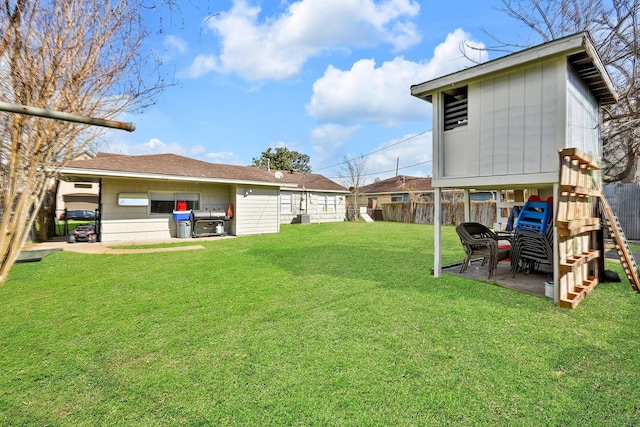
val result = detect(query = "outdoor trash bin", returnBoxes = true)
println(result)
[177,220,191,238]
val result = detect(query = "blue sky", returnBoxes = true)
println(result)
[102,0,538,185]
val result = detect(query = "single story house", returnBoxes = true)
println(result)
[410,31,618,306]
[56,152,99,218]
[356,175,495,208]
[59,152,347,242]
[357,175,433,208]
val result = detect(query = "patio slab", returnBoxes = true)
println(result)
[442,258,552,299]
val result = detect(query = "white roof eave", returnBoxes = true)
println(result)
[59,167,299,188]
[410,32,613,100]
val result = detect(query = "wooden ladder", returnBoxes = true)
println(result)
[594,180,640,292]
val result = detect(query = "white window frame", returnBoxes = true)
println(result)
[317,195,336,213]
[149,192,200,214]
[391,193,408,202]
[281,193,292,214]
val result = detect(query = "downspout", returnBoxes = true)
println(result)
[303,173,307,214]
[97,178,102,242]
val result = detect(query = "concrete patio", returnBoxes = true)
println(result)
[442,257,552,299]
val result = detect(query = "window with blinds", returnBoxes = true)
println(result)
[281,193,292,214]
[149,192,199,214]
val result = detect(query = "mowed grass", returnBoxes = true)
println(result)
[1,222,639,425]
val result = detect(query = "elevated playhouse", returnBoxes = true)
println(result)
[410,32,639,307]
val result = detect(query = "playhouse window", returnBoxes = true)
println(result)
[443,86,468,131]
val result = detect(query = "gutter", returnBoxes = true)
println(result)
[59,168,299,188]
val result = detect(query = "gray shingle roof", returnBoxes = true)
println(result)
[63,153,346,192]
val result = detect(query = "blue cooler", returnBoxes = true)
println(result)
[172,210,191,221]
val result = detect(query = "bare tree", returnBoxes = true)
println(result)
[494,0,640,183]
[0,0,168,284]
[337,154,368,221]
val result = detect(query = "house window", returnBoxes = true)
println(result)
[443,86,468,131]
[327,195,335,212]
[118,193,149,206]
[74,183,92,189]
[281,193,292,214]
[317,195,336,213]
[150,192,199,214]
[391,193,408,202]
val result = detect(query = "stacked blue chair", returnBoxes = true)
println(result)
[516,196,553,234]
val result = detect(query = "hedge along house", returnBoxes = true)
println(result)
[410,32,618,303]
[59,153,347,242]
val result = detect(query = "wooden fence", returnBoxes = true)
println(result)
[603,183,640,240]
[378,200,497,227]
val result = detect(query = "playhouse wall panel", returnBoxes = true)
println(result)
[441,57,566,184]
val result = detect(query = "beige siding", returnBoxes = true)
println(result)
[440,57,565,186]
[280,191,346,224]
[100,178,233,241]
[356,194,393,207]
[490,71,510,176]
[56,180,99,216]
[234,186,279,236]
[478,79,494,177]
[523,64,543,173]
[566,65,600,158]
[101,218,171,242]
[312,193,346,223]
[443,126,469,177]
[279,191,305,224]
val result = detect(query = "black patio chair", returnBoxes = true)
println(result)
[510,226,554,276]
[455,222,510,279]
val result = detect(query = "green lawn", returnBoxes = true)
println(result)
[1,222,639,425]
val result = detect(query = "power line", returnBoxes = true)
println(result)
[326,159,432,180]
[314,128,432,172]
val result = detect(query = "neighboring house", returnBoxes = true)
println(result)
[59,153,346,242]
[357,175,433,208]
[356,175,494,209]
[56,152,99,218]
[411,32,617,304]
[278,171,346,225]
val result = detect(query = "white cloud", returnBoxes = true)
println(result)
[179,54,218,79]
[194,0,421,81]
[101,137,245,165]
[324,131,432,184]
[103,137,190,156]
[363,131,432,182]
[206,151,244,165]
[164,35,188,55]
[310,123,360,165]
[189,145,207,155]
[306,28,486,126]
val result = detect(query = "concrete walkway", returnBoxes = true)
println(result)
[22,235,233,255]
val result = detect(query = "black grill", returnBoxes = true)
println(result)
[191,210,228,221]
[191,210,229,238]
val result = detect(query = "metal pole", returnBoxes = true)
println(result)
[0,101,135,132]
